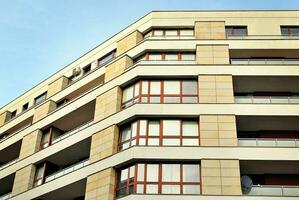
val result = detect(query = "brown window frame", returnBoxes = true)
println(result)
[116,162,201,198]
[118,119,200,151]
[33,163,47,187]
[121,80,198,109]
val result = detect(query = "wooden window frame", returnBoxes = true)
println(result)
[33,163,47,187]
[116,163,201,197]
[121,80,198,109]
[118,119,200,150]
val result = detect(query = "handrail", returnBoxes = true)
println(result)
[231,58,299,65]
[52,120,94,144]
[238,138,299,147]
[0,193,11,200]
[45,159,89,183]
[0,158,18,171]
[248,185,299,196]
[227,35,299,40]
[235,96,299,104]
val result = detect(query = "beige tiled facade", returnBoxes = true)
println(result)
[85,168,116,200]
[19,129,42,159]
[11,165,36,196]
[90,125,119,163]
[0,10,299,200]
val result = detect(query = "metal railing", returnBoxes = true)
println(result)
[235,96,299,104]
[231,59,299,65]
[0,158,18,171]
[227,35,299,40]
[0,193,11,200]
[248,185,299,196]
[238,138,299,147]
[45,159,89,183]
[51,120,93,145]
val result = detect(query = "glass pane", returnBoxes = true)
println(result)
[122,86,133,102]
[292,27,299,35]
[180,29,194,36]
[149,54,162,61]
[181,53,195,61]
[182,121,198,136]
[148,138,159,146]
[150,81,161,94]
[139,138,146,145]
[136,184,144,193]
[131,122,137,138]
[134,83,139,97]
[149,96,160,103]
[139,120,147,136]
[121,142,130,150]
[164,96,180,103]
[182,96,197,103]
[148,121,160,136]
[182,138,198,146]
[146,184,158,194]
[162,164,180,182]
[165,30,178,36]
[36,166,45,179]
[163,120,180,136]
[121,127,131,142]
[146,164,159,182]
[164,81,180,94]
[165,53,178,61]
[234,27,247,36]
[183,185,200,194]
[281,27,289,35]
[162,185,181,194]
[163,138,180,146]
[119,168,128,187]
[154,30,163,36]
[137,164,144,181]
[116,188,127,198]
[142,81,148,95]
[183,165,200,182]
[182,81,197,95]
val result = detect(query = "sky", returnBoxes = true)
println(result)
[0,0,299,107]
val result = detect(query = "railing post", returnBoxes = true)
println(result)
[281,185,284,196]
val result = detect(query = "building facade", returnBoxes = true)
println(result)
[0,10,299,200]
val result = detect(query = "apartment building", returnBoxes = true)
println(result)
[0,10,299,200]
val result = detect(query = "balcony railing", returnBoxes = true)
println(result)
[231,59,299,65]
[227,35,299,40]
[238,138,299,147]
[0,158,18,171]
[51,120,93,145]
[235,96,299,104]
[45,159,89,183]
[0,193,11,200]
[247,185,299,196]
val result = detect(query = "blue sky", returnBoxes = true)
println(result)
[1,0,299,107]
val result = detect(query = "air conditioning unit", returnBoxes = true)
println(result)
[72,67,81,76]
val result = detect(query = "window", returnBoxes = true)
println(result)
[121,80,198,108]
[180,29,194,36]
[22,103,29,112]
[56,98,69,108]
[281,26,299,36]
[226,26,248,37]
[10,110,17,119]
[147,29,194,37]
[99,50,116,66]
[82,64,91,75]
[34,92,47,105]
[142,52,195,62]
[119,119,199,150]
[33,164,46,187]
[116,163,201,198]
[40,127,64,149]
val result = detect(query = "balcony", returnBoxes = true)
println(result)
[237,116,299,148]
[241,161,299,197]
[45,159,89,183]
[0,173,14,200]
[235,96,299,104]
[0,158,18,171]
[248,185,299,196]
[231,58,299,65]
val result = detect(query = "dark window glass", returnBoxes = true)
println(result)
[99,51,116,66]
[226,26,247,36]
[281,26,299,36]
[22,103,29,112]
[10,110,17,119]
[34,92,47,105]
[83,64,91,75]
